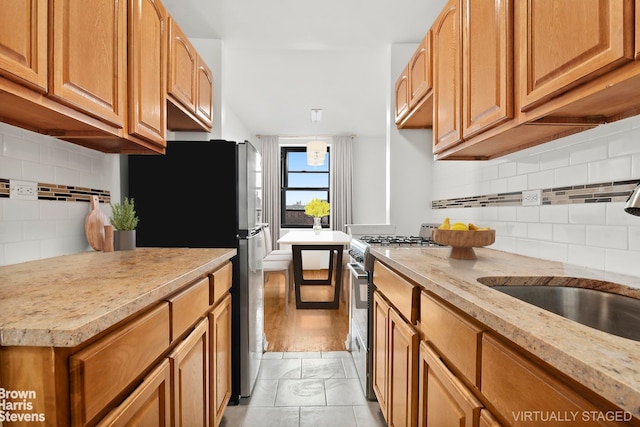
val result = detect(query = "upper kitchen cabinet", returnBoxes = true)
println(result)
[396,33,434,129]
[0,0,168,154]
[394,65,410,125]
[128,0,167,147]
[461,0,512,139]
[433,0,513,155]
[50,0,127,128]
[432,0,462,153]
[167,17,213,131]
[636,0,640,59]
[518,0,635,113]
[0,0,48,92]
[432,0,640,160]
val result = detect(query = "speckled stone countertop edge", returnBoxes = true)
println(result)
[369,246,640,419]
[0,248,236,348]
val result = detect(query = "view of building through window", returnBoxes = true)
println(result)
[281,147,330,227]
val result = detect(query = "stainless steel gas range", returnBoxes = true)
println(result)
[346,223,442,400]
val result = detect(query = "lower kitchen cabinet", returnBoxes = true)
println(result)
[169,319,209,427]
[481,333,620,427]
[372,259,639,427]
[97,359,172,427]
[209,293,232,427]
[418,342,485,427]
[0,260,233,427]
[372,286,419,427]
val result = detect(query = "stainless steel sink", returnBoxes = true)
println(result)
[478,279,640,341]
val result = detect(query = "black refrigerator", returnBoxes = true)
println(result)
[128,139,265,402]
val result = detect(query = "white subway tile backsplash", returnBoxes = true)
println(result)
[0,220,22,243]
[4,200,39,221]
[23,160,55,183]
[553,224,586,244]
[628,227,640,251]
[554,164,588,187]
[569,141,608,165]
[540,150,569,170]
[586,225,627,249]
[567,244,605,270]
[604,248,640,278]
[516,239,539,258]
[24,220,57,240]
[608,132,640,157]
[3,135,40,162]
[0,122,117,266]
[537,241,568,263]
[516,206,539,222]
[4,240,41,265]
[540,205,569,223]
[588,157,631,183]
[569,203,606,224]
[527,223,553,240]
[527,169,554,190]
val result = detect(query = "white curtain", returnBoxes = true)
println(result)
[260,135,281,249]
[330,135,353,232]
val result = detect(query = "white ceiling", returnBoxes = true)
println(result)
[162,0,448,137]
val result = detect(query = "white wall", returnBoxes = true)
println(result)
[388,44,434,236]
[351,135,387,225]
[0,123,120,266]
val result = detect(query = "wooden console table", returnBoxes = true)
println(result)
[277,230,351,309]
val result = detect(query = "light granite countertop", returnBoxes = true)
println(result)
[0,247,236,348]
[370,246,640,419]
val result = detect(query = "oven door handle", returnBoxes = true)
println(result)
[347,263,368,280]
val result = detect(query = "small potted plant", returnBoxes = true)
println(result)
[304,198,330,234]
[109,197,139,250]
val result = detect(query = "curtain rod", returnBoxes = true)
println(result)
[256,134,355,139]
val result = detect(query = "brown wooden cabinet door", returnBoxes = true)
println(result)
[462,0,513,139]
[169,318,209,427]
[97,359,171,427]
[482,334,613,427]
[168,17,197,113]
[0,0,47,91]
[394,65,410,124]
[636,0,640,60]
[517,0,634,112]
[409,34,432,109]
[432,0,462,154]
[418,342,483,427]
[387,308,419,427]
[51,0,126,127]
[196,58,214,128]
[128,0,167,147]
[209,294,232,427]
[372,291,390,419]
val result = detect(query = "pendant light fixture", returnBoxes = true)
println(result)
[306,140,326,166]
[307,108,326,166]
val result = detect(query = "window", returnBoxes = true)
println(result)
[281,146,330,228]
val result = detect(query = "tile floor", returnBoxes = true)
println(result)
[220,351,387,427]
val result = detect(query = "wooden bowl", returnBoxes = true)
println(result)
[432,228,495,260]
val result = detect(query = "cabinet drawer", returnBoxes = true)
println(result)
[70,303,170,426]
[211,261,232,306]
[167,277,210,342]
[481,334,613,427]
[420,292,483,387]
[373,260,419,323]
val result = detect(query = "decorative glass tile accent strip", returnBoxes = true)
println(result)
[0,178,110,202]
[432,180,639,210]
